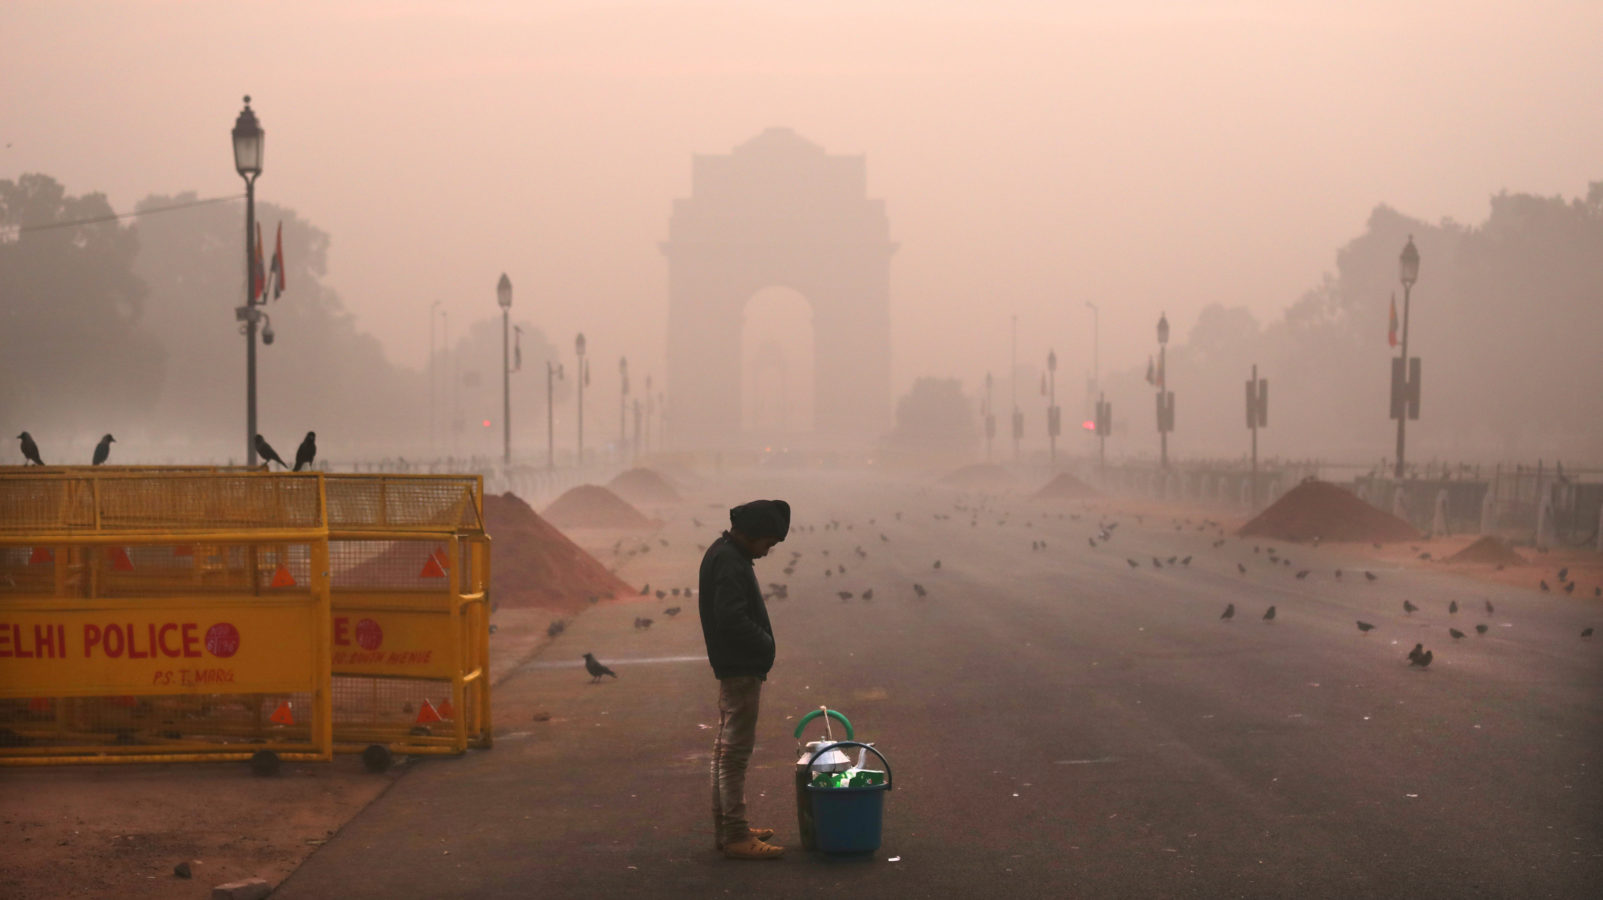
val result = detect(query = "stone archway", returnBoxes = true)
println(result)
[661,128,897,448]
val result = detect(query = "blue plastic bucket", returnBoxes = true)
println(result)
[804,741,893,854]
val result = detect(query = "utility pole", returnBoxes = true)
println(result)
[1392,236,1422,478]
[497,274,512,464]
[983,371,995,463]
[1247,364,1268,511]
[1046,350,1059,465]
[1095,392,1111,478]
[546,360,564,469]
[1010,315,1021,462]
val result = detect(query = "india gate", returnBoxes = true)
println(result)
[662,128,897,448]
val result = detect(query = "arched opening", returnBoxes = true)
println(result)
[741,286,815,442]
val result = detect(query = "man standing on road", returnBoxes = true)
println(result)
[700,498,790,860]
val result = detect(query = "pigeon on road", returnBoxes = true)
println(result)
[293,431,317,471]
[663,607,681,617]
[1449,627,1465,640]
[1364,571,1378,582]
[1356,621,1376,633]
[1128,558,1140,569]
[1484,600,1495,615]
[1474,624,1488,635]
[1295,570,1310,580]
[16,432,43,465]
[1263,605,1276,622]
[1220,603,1235,620]
[91,434,115,465]
[1407,643,1425,664]
[1237,563,1247,575]
[1410,649,1434,668]
[1449,600,1458,614]
[913,583,927,599]
[1403,600,1418,615]
[582,652,617,682]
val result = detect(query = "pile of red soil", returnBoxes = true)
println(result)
[1034,473,1098,500]
[1238,479,1420,543]
[939,464,1017,490]
[542,484,655,530]
[608,468,683,505]
[484,493,634,612]
[1446,535,1528,566]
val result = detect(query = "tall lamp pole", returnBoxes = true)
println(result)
[644,374,654,454]
[1156,312,1172,470]
[1393,236,1421,478]
[618,356,629,462]
[546,360,564,469]
[983,371,995,463]
[1046,350,1059,465]
[498,274,513,464]
[575,333,588,466]
[232,96,265,466]
[1085,301,1099,447]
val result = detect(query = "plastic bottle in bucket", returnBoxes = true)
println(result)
[793,708,854,851]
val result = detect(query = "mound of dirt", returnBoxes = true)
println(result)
[939,464,1017,490]
[608,467,683,505]
[543,484,655,530]
[1238,479,1420,543]
[1446,535,1528,566]
[485,493,634,612]
[1034,472,1098,500]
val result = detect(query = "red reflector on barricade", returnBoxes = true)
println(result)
[29,546,53,565]
[416,699,443,724]
[270,701,295,725]
[271,564,297,588]
[108,547,135,571]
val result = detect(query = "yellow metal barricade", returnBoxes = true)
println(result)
[0,470,333,765]
[323,474,491,758]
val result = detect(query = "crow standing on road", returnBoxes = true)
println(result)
[91,434,115,466]
[254,434,289,468]
[16,432,43,465]
[583,652,618,682]
[1410,648,1434,668]
[1408,643,1425,664]
[293,431,317,471]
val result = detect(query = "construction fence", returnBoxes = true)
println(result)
[0,468,490,767]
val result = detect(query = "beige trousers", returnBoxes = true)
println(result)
[711,675,763,846]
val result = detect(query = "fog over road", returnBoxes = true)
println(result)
[279,470,1601,899]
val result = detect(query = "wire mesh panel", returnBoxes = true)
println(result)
[0,470,332,765]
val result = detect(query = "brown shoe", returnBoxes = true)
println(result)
[723,838,785,860]
[716,827,776,850]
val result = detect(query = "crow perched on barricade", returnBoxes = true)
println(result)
[293,431,317,471]
[91,434,115,466]
[16,432,43,465]
[255,434,288,468]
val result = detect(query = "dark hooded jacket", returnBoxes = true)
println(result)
[698,500,788,680]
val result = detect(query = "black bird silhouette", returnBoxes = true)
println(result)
[1448,600,1458,614]
[582,652,617,682]
[933,559,942,570]
[1152,557,1163,569]
[1449,627,1465,640]
[1335,569,1343,580]
[1484,599,1494,615]
[1181,556,1192,566]
[913,583,927,598]
[663,606,681,617]
[547,619,566,637]
[1407,643,1424,664]
[1220,603,1235,620]
[1474,624,1487,635]
[1237,563,1247,575]
[1403,599,1418,614]
[16,432,43,465]
[633,617,654,630]
[1582,627,1594,638]
[1295,570,1310,580]
[293,431,317,471]
[1410,649,1433,668]
[1564,581,1576,595]
[1167,556,1177,565]
[671,588,681,597]
[1540,580,1550,592]
[254,434,287,468]
[1088,538,1098,549]
[1262,605,1276,622]
[656,590,666,600]
[861,589,873,601]
[1364,571,1378,581]
[1127,558,1140,569]
[1557,567,1569,581]
[1418,552,1432,560]
[1356,620,1376,633]
[91,433,115,465]
[639,583,650,595]
[837,591,853,601]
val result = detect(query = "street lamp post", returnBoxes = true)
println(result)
[498,274,512,464]
[1247,364,1268,511]
[1156,312,1173,470]
[618,356,629,462]
[546,360,565,469]
[231,96,265,466]
[1085,301,1099,450]
[575,333,587,466]
[1393,236,1421,479]
[1046,350,1059,465]
[644,374,654,454]
[632,398,642,464]
[983,371,995,463]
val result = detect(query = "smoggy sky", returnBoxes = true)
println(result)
[4,0,1600,407]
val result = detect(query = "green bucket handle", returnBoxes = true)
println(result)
[806,741,892,791]
[793,708,853,740]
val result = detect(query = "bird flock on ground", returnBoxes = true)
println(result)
[568,486,1597,684]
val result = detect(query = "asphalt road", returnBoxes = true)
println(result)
[277,469,1602,899]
